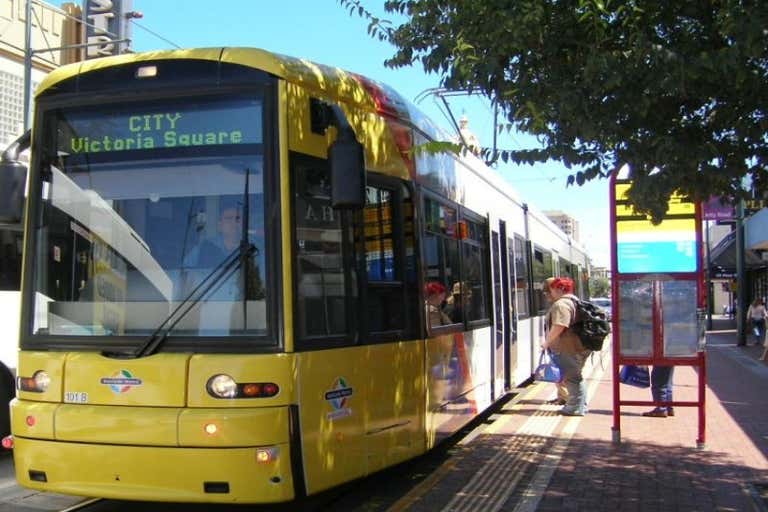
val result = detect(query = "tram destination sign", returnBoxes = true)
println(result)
[56,98,262,155]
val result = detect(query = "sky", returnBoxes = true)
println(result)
[52,0,612,268]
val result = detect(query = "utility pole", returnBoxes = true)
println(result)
[22,0,32,131]
[705,221,713,330]
[20,1,132,134]
[735,200,747,345]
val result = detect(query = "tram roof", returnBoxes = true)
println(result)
[36,48,588,259]
[38,47,397,119]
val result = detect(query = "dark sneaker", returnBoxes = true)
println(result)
[642,409,668,418]
[546,398,567,405]
[667,407,675,417]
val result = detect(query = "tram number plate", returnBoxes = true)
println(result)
[64,391,88,404]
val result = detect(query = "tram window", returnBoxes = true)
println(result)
[362,183,416,336]
[424,198,457,236]
[422,198,460,329]
[531,246,553,313]
[580,266,589,299]
[513,236,530,319]
[0,228,23,291]
[364,187,396,282]
[493,231,502,339]
[293,157,355,340]
[459,216,489,323]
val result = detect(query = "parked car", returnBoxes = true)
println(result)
[592,297,612,320]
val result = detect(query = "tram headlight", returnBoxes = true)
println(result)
[206,374,280,399]
[34,371,51,391]
[18,370,50,393]
[207,374,238,398]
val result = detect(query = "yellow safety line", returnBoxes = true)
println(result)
[484,384,544,435]
[511,353,609,512]
[386,383,543,512]
[385,458,458,512]
[387,350,609,512]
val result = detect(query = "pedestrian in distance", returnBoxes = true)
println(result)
[747,298,766,347]
[541,276,589,416]
[642,366,675,418]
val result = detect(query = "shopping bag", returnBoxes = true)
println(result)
[619,365,650,388]
[534,350,563,383]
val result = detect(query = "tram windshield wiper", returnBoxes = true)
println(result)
[103,241,257,360]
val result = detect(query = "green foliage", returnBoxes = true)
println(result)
[339,0,768,223]
[589,276,611,298]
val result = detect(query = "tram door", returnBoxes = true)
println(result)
[506,236,518,388]
[491,224,511,398]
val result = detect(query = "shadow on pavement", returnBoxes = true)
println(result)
[536,436,768,511]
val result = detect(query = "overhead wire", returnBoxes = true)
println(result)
[416,88,561,183]
[31,7,54,60]
[129,19,182,49]
[26,0,182,52]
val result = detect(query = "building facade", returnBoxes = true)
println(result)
[543,210,580,243]
[0,0,81,147]
[708,205,768,316]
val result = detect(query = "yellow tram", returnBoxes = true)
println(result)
[2,48,591,503]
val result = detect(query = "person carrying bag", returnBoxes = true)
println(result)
[535,349,563,383]
[542,276,589,416]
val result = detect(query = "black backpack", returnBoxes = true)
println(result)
[569,298,611,351]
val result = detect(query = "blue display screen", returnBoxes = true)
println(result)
[617,240,698,273]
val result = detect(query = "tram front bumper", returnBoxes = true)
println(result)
[10,400,296,503]
[12,436,295,503]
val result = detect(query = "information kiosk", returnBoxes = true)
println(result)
[610,169,707,447]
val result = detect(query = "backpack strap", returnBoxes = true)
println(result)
[566,296,591,353]
[566,296,580,327]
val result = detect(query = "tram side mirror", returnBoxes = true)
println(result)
[0,159,27,224]
[327,104,365,209]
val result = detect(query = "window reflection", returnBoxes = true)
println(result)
[33,159,267,338]
[662,280,698,356]
[294,159,353,339]
[618,280,653,356]
[513,236,530,318]
[423,198,460,328]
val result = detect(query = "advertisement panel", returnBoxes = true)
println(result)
[614,183,698,274]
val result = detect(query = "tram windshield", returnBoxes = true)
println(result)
[30,94,271,341]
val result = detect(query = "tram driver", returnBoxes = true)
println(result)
[179,197,264,334]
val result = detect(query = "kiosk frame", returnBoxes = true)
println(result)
[609,172,707,448]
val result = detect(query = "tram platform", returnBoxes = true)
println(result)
[389,316,768,512]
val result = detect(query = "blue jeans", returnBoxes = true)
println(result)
[651,365,674,412]
[553,351,588,413]
[752,319,766,345]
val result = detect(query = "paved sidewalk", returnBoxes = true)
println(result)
[535,317,768,512]
[396,316,768,512]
